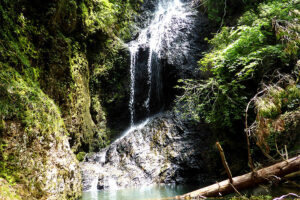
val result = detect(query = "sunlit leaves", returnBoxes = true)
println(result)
[176,0,299,129]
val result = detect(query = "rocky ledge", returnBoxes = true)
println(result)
[81,113,214,191]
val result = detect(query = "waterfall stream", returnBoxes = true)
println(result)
[82,0,200,197]
[128,0,195,125]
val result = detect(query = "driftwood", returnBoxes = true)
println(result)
[175,156,300,199]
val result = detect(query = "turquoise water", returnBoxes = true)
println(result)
[81,184,300,200]
[81,184,198,200]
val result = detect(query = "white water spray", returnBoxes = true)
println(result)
[129,46,138,126]
[116,118,150,142]
[88,165,101,200]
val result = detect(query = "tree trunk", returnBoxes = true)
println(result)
[177,156,300,199]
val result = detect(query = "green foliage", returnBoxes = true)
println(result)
[0,0,65,138]
[230,195,272,200]
[257,85,300,119]
[198,0,261,24]
[0,66,66,138]
[80,0,138,40]
[0,65,67,185]
[254,77,300,156]
[76,152,86,162]
[0,1,43,84]
[0,0,141,197]
[0,141,17,183]
[82,0,140,89]
[81,0,116,35]
[0,178,22,200]
[82,0,139,105]
[176,0,299,129]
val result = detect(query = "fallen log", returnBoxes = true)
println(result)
[177,156,300,199]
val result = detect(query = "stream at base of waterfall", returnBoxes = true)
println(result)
[81,184,199,200]
[81,184,300,200]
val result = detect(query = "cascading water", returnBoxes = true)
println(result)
[129,46,138,126]
[128,0,195,126]
[81,0,202,196]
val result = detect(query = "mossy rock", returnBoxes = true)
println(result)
[0,178,22,200]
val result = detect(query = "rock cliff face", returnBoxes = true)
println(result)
[0,65,82,199]
[0,0,213,198]
[0,0,138,199]
[81,113,214,190]
[2,122,81,200]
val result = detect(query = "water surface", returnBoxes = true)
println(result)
[81,184,300,200]
[81,184,198,200]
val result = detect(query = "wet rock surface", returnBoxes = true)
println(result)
[130,0,211,123]
[81,113,213,190]
[102,0,212,135]
[81,0,215,192]
[134,0,210,77]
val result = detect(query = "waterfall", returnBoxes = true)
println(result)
[117,118,150,141]
[83,0,200,193]
[128,0,194,125]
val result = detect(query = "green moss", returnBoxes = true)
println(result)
[0,0,139,197]
[254,79,300,156]
[0,178,22,200]
[0,120,5,132]
[76,152,86,162]
[80,0,138,39]
[0,66,66,139]
[230,195,272,200]
[0,65,72,198]
[52,0,78,33]
[198,0,261,24]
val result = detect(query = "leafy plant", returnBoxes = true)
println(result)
[196,0,262,24]
[176,0,299,131]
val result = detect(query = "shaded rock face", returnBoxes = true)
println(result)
[81,113,213,190]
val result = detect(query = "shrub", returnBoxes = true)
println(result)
[176,0,299,130]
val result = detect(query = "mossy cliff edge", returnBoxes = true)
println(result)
[0,0,139,199]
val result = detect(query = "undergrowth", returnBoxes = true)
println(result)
[176,0,299,130]
[253,74,300,158]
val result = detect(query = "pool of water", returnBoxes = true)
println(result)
[81,184,199,200]
[81,184,300,200]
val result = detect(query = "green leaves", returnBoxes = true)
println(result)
[199,0,260,24]
[80,0,137,39]
[176,0,298,130]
